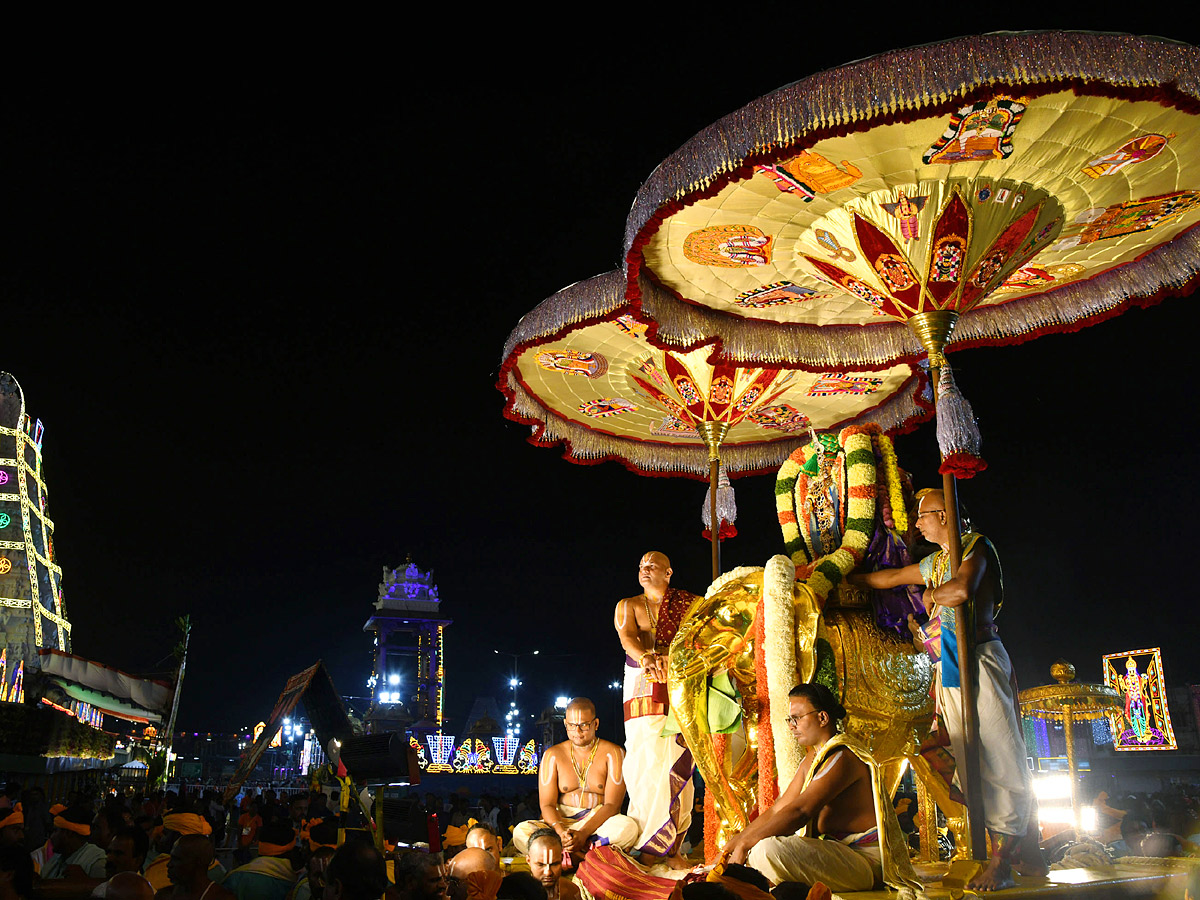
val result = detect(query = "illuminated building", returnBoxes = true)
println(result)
[0,373,70,689]
[363,557,451,740]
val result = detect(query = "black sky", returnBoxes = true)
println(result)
[2,21,1198,739]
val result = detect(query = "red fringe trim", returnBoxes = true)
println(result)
[939,452,988,479]
[701,523,738,542]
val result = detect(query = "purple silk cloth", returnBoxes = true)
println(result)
[864,516,924,636]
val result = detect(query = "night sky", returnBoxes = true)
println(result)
[3,21,1197,742]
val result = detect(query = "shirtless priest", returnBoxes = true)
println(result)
[720,684,920,896]
[614,551,698,866]
[512,698,639,857]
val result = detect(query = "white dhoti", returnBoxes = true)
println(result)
[512,804,639,854]
[747,833,882,892]
[623,659,694,858]
[937,640,1033,837]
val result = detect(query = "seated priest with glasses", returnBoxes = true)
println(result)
[512,697,639,858]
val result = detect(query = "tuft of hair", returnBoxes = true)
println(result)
[467,820,497,837]
[526,826,562,852]
[787,683,847,721]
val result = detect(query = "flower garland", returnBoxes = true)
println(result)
[775,448,810,566]
[763,554,803,797]
[705,565,763,599]
[800,426,877,605]
[876,433,908,536]
[753,597,777,814]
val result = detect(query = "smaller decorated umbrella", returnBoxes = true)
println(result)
[1019,660,1121,833]
[499,271,932,578]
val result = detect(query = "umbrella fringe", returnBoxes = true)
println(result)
[500,271,627,363]
[504,372,931,477]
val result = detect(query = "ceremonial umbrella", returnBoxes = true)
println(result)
[620,29,1200,858]
[498,270,933,578]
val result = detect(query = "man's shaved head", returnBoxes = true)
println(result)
[449,846,498,877]
[566,697,596,718]
[916,488,943,509]
[638,552,672,594]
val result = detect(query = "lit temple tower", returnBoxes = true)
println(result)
[363,557,451,739]
[0,373,70,690]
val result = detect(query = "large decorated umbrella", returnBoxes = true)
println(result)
[498,270,932,576]
[619,29,1200,859]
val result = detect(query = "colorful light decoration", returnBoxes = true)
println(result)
[0,380,69,651]
[517,739,538,775]
[1102,647,1177,752]
[0,648,6,702]
[426,734,456,773]
[452,738,495,773]
[8,661,23,704]
[492,735,520,773]
[436,625,445,728]
[411,733,538,776]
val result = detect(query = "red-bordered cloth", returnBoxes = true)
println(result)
[575,845,679,900]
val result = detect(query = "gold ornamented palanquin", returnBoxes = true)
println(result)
[666,426,941,855]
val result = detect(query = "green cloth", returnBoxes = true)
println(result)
[661,670,742,736]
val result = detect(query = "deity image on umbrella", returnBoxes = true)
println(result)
[498,29,1200,896]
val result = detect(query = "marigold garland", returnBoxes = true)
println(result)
[753,597,778,814]
[876,434,908,535]
[776,425,897,606]
[775,448,809,565]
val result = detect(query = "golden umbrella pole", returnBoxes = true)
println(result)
[696,422,730,583]
[908,310,987,862]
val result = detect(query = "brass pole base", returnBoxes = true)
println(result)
[695,421,731,462]
[907,310,960,368]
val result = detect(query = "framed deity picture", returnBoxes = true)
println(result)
[1102,648,1177,752]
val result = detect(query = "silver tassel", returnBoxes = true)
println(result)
[701,463,738,532]
[935,362,987,478]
